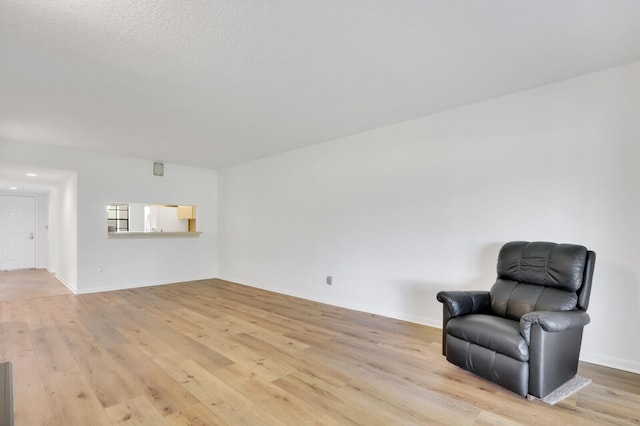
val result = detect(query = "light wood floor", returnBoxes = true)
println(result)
[0,269,72,302]
[0,270,638,425]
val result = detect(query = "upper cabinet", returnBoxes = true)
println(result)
[177,205,197,232]
[177,205,196,219]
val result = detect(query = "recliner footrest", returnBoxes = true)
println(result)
[447,335,528,397]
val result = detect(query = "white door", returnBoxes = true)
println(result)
[0,195,36,270]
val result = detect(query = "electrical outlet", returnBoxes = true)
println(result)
[326,276,333,285]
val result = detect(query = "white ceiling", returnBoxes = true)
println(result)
[0,165,74,194]
[1,1,640,170]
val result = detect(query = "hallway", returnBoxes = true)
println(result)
[0,269,71,302]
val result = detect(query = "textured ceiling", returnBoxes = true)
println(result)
[1,0,640,169]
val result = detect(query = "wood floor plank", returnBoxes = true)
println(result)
[172,307,252,337]
[10,353,55,425]
[175,307,311,355]
[186,328,293,382]
[574,383,640,424]
[113,305,233,373]
[21,297,57,330]
[73,295,130,347]
[164,402,227,426]
[157,358,284,425]
[106,343,201,417]
[0,269,72,302]
[0,271,638,425]
[579,362,640,395]
[273,370,401,426]
[0,321,32,361]
[213,363,338,425]
[43,371,112,426]
[54,312,141,408]
[291,342,481,425]
[30,325,81,376]
[105,395,170,425]
[473,410,523,425]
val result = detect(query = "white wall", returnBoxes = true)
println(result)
[56,172,78,291]
[36,192,49,269]
[218,61,640,373]
[0,141,218,293]
[46,188,59,273]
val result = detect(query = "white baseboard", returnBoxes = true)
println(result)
[76,275,214,295]
[55,273,77,294]
[580,352,640,375]
[218,275,441,328]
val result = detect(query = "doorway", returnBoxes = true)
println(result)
[0,195,36,270]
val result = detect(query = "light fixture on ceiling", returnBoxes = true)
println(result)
[9,187,17,190]
[26,173,37,177]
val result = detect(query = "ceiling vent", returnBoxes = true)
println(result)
[153,162,164,176]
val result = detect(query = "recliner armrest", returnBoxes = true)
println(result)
[436,291,490,317]
[520,310,590,344]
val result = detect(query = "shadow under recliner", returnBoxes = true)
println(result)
[437,241,595,398]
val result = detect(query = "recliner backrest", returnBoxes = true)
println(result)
[490,241,589,320]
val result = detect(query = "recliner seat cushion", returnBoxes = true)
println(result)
[446,314,528,361]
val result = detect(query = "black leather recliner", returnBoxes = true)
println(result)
[436,241,595,398]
